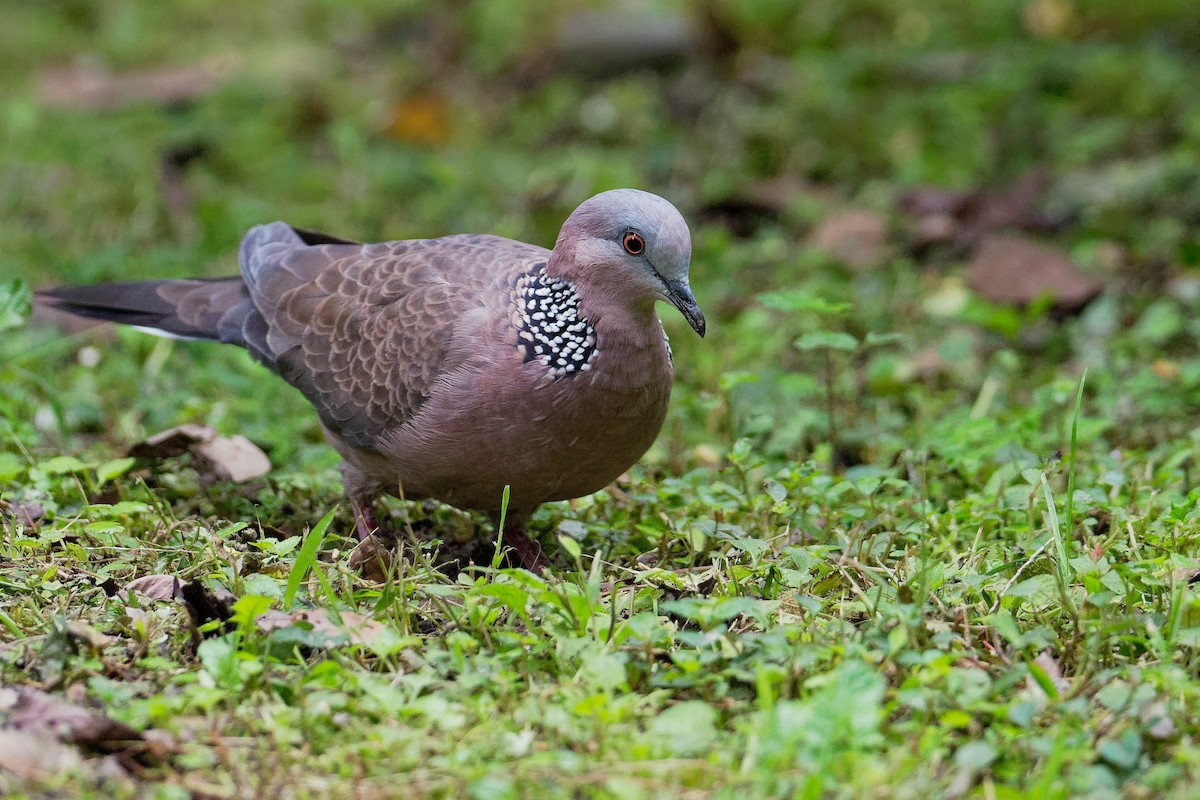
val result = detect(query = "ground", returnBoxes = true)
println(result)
[4,1,1200,798]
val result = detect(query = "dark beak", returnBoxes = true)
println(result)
[662,278,706,338]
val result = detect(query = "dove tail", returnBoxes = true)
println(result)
[37,277,250,342]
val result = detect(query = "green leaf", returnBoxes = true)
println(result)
[231,595,273,637]
[1006,573,1057,601]
[986,610,1025,647]
[954,740,997,771]
[556,533,582,563]
[0,452,26,482]
[284,507,336,609]
[1026,659,1059,700]
[198,635,241,689]
[718,370,759,392]
[0,280,31,333]
[862,331,906,348]
[794,331,859,351]
[474,583,531,625]
[648,701,718,756]
[661,596,762,627]
[96,457,136,484]
[38,455,90,475]
[1097,730,1141,770]
[578,649,628,691]
[758,290,852,315]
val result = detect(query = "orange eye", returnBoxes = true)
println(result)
[622,232,645,256]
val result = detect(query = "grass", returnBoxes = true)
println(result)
[5,0,1200,797]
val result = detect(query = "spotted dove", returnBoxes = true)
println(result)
[38,189,705,570]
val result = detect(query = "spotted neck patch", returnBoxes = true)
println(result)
[512,264,597,379]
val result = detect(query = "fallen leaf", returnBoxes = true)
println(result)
[194,434,271,483]
[348,533,396,583]
[125,574,184,602]
[0,686,164,768]
[966,234,1103,313]
[258,608,388,648]
[965,169,1053,234]
[0,499,44,530]
[63,620,116,651]
[911,212,960,250]
[127,424,270,483]
[0,728,83,781]
[1142,701,1177,740]
[386,91,452,146]
[38,58,234,111]
[899,186,974,218]
[1023,0,1076,38]
[118,572,389,650]
[808,210,889,270]
[900,169,1061,255]
[1152,360,1180,380]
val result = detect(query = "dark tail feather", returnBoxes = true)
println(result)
[37,277,249,341]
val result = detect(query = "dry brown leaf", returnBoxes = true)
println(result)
[0,499,44,533]
[194,434,271,483]
[348,533,396,583]
[119,570,389,650]
[1023,0,1077,38]
[1152,360,1180,381]
[901,169,1060,255]
[63,620,117,651]
[1142,700,1177,740]
[0,686,164,768]
[127,424,270,483]
[38,58,234,111]
[966,234,1103,313]
[257,608,388,647]
[0,728,83,780]
[386,91,452,146]
[124,574,183,602]
[809,210,889,271]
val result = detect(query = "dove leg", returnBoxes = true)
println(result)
[353,502,378,541]
[339,461,385,542]
[502,522,550,573]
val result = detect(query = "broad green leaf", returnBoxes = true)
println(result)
[0,280,31,333]
[96,457,136,484]
[648,701,717,756]
[38,455,90,475]
[758,290,852,314]
[794,331,859,351]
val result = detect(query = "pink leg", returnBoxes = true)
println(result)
[353,502,378,541]
[503,523,550,573]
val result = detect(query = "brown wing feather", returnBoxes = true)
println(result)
[235,224,547,450]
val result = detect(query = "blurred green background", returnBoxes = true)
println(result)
[7,0,1200,473]
[7,0,1200,283]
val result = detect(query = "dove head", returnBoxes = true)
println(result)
[551,189,705,337]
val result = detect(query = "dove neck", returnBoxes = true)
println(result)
[547,259,658,337]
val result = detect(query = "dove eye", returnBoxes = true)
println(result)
[622,232,645,256]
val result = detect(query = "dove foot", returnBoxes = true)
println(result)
[502,524,550,573]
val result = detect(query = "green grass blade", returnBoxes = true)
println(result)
[1063,369,1087,561]
[492,484,511,570]
[284,507,336,609]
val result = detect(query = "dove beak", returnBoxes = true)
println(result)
[662,278,706,338]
